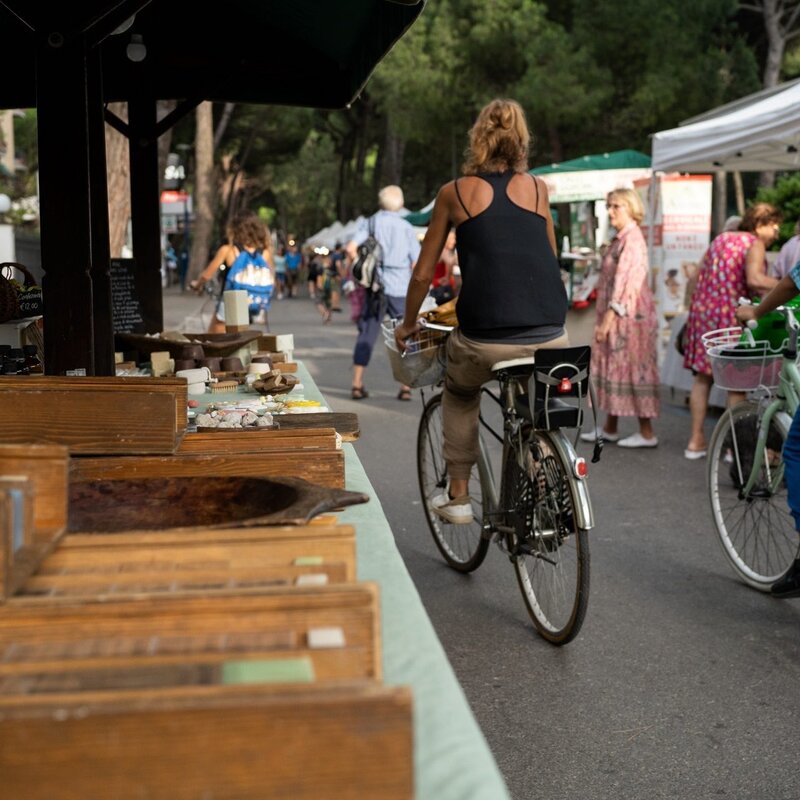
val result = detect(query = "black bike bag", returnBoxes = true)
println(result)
[526,346,592,430]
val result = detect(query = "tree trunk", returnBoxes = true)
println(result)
[382,126,405,187]
[546,124,564,164]
[188,102,214,281]
[105,102,130,258]
[714,171,727,236]
[761,0,785,88]
[335,126,357,220]
[372,128,385,199]
[214,103,235,150]
[732,171,746,215]
[757,0,790,186]
[156,100,177,195]
[337,153,351,221]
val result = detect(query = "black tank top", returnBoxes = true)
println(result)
[454,171,568,343]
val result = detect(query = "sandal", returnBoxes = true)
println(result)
[351,386,369,400]
[397,388,412,401]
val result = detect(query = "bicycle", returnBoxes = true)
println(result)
[704,305,800,591]
[385,320,599,645]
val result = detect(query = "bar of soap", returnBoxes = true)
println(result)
[295,573,329,587]
[307,627,346,649]
[223,289,250,326]
[260,333,294,352]
[221,657,315,685]
[293,556,323,566]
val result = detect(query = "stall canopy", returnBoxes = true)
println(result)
[530,149,651,175]
[403,199,435,227]
[0,0,425,375]
[530,150,651,204]
[651,78,800,173]
[403,150,653,226]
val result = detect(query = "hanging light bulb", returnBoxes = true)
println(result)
[126,33,147,62]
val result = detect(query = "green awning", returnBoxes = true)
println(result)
[530,150,651,175]
[404,209,433,226]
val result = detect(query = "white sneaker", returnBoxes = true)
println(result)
[579,427,620,443]
[430,491,473,524]
[617,433,658,448]
[685,448,707,461]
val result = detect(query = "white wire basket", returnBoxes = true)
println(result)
[382,319,449,387]
[702,327,784,391]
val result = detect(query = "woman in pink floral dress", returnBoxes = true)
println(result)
[580,188,660,448]
[683,202,782,458]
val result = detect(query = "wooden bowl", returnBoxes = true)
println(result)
[68,476,369,532]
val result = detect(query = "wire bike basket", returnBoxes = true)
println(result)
[702,327,784,392]
[382,318,449,387]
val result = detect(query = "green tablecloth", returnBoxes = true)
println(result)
[197,364,511,800]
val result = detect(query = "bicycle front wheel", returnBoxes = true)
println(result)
[416,392,489,572]
[708,400,799,591]
[503,432,589,644]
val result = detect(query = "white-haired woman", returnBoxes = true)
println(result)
[580,188,660,448]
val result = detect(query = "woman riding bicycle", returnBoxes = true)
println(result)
[394,98,569,525]
[736,268,800,598]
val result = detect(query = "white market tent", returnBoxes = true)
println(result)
[651,78,800,173]
[304,220,347,250]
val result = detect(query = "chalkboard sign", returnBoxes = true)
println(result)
[110,258,147,334]
[17,286,43,317]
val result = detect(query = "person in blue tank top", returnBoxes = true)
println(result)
[395,98,569,525]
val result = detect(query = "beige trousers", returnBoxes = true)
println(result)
[442,328,570,480]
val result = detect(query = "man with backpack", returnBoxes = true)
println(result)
[346,185,420,400]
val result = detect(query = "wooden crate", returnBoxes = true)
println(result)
[70,448,346,488]
[72,423,347,487]
[19,523,357,598]
[1,583,381,682]
[0,376,188,454]
[0,444,69,600]
[175,426,341,454]
[0,682,413,800]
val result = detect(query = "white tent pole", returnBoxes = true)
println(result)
[646,171,658,293]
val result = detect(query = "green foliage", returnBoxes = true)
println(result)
[571,0,758,150]
[755,173,800,245]
[0,1,784,242]
[266,130,338,237]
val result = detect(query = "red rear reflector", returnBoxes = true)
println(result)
[558,377,572,393]
[574,458,587,479]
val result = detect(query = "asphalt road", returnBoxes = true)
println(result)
[167,286,800,800]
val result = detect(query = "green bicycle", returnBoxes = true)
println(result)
[705,306,800,590]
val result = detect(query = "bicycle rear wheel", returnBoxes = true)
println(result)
[417,392,489,572]
[503,432,589,644]
[708,400,799,590]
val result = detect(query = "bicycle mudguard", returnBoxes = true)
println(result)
[543,431,594,532]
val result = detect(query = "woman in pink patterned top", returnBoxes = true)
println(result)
[580,188,660,448]
[683,202,781,459]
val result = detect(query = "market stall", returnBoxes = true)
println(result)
[530,150,652,307]
[650,78,800,403]
[0,303,511,799]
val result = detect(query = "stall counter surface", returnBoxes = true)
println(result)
[191,361,512,800]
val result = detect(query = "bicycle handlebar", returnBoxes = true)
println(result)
[737,296,800,333]
[418,319,455,333]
